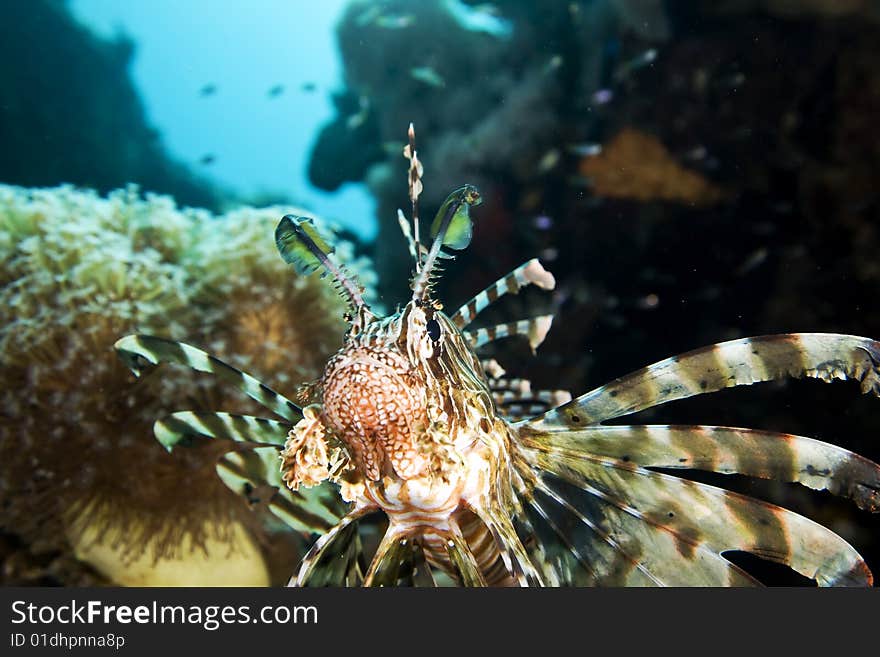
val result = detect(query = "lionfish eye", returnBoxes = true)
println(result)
[426,319,441,343]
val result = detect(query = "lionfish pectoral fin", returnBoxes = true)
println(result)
[451,258,556,330]
[114,335,302,422]
[520,441,872,586]
[521,333,880,428]
[469,502,544,586]
[363,529,422,587]
[154,411,289,452]
[444,530,487,587]
[292,506,377,587]
[217,447,344,535]
[519,425,880,513]
[512,447,673,585]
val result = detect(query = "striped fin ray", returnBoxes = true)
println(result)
[151,410,344,537]
[532,479,755,586]
[466,315,554,353]
[115,334,302,422]
[523,333,880,429]
[364,531,420,587]
[217,447,344,535]
[494,388,573,420]
[513,447,754,586]
[521,443,873,586]
[522,425,880,512]
[520,484,663,585]
[508,505,564,585]
[471,502,544,586]
[445,530,487,586]
[154,411,289,451]
[530,472,761,586]
[292,507,388,586]
[450,259,556,330]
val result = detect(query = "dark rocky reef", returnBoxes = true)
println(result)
[0,0,222,210]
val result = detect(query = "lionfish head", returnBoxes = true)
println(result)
[274,133,490,483]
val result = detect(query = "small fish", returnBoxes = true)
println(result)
[355,5,381,26]
[199,154,216,166]
[539,246,559,261]
[683,145,708,161]
[346,96,371,130]
[410,66,446,88]
[636,293,660,310]
[613,48,658,82]
[375,13,415,29]
[591,88,614,105]
[543,55,563,75]
[443,0,513,39]
[268,84,286,98]
[533,215,553,230]
[718,72,746,88]
[300,82,317,93]
[199,84,217,97]
[566,143,602,157]
[537,149,560,173]
[735,247,769,276]
[381,141,406,156]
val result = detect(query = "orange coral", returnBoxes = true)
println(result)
[577,128,724,206]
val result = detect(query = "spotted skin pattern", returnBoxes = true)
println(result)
[321,344,427,480]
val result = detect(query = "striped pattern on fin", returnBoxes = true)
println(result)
[471,504,544,587]
[519,443,873,586]
[154,411,289,452]
[115,334,302,422]
[217,447,343,535]
[523,334,880,429]
[445,531,487,586]
[509,507,563,585]
[520,425,880,512]
[364,531,419,587]
[293,507,376,586]
[450,259,556,329]
[524,473,759,586]
[490,376,572,422]
[465,315,553,353]
[522,491,652,586]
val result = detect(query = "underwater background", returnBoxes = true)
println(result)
[1,0,879,586]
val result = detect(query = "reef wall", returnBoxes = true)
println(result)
[0,0,222,211]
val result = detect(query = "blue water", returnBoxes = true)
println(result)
[70,0,377,239]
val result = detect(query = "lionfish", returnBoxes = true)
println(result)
[115,126,880,587]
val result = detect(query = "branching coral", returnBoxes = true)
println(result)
[0,184,376,585]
